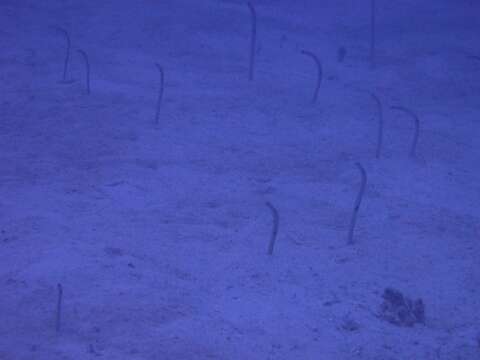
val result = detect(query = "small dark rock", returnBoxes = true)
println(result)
[104,247,124,257]
[380,287,425,327]
[341,317,360,332]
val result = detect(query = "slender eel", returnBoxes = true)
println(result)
[247,2,257,81]
[56,283,63,333]
[154,63,164,125]
[370,0,376,69]
[369,92,383,159]
[347,163,367,245]
[266,202,279,255]
[53,27,71,82]
[390,106,420,158]
[77,49,90,94]
[301,50,322,103]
